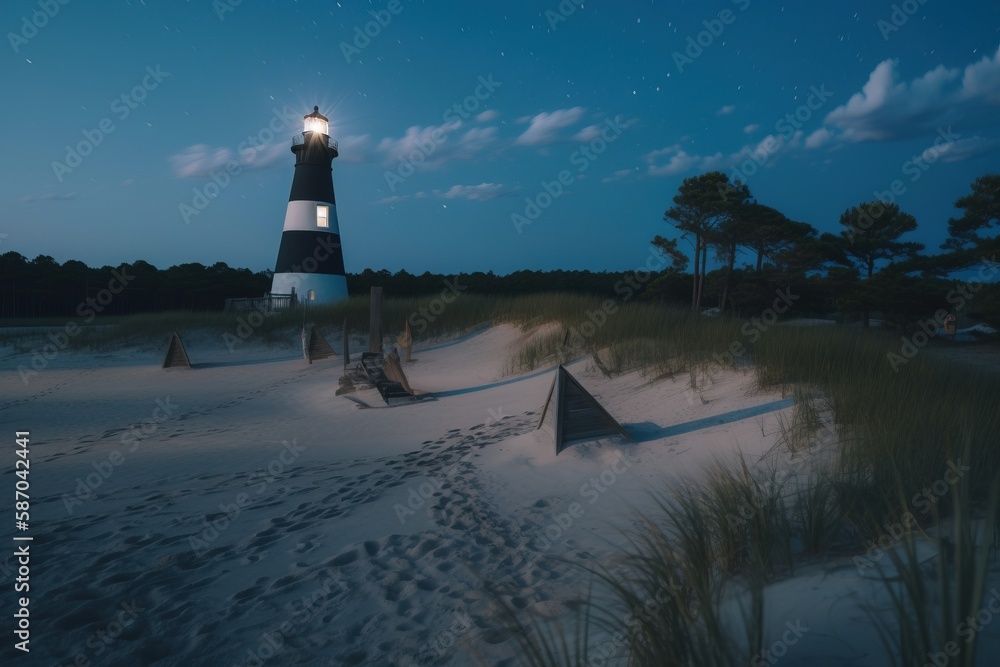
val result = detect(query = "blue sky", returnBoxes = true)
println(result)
[2,0,999,275]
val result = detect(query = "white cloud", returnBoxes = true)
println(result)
[645,145,723,177]
[436,182,512,201]
[376,120,462,167]
[821,46,1000,143]
[169,144,232,178]
[930,135,998,163]
[22,191,77,203]
[645,132,801,178]
[375,121,496,168]
[804,127,832,149]
[335,134,370,163]
[743,124,761,134]
[514,107,586,145]
[455,126,498,157]
[168,139,292,178]
[602,168,635,183]
[961,48,1000,104]
[572,124,604,142]
[376,191,429,205]
[717,104,736,115]
[377,183,513,205]
[476,109,499,122]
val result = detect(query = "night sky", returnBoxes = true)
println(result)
[3,0,999,275]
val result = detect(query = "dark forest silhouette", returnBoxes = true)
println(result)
[1,173,997,330]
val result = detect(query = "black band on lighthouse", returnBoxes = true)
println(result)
[289,163,337,203]
[274,231,345,275]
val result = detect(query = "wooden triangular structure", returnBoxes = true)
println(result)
[537,365,631,454]
[161,331,192,369]
[358,351,417,406]
[382,347,414,395]
[397,320,413,363]
[304,324,336,364]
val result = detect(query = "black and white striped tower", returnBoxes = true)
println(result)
[271,106,348,304]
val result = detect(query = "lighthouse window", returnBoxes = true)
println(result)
[316,205,329,228]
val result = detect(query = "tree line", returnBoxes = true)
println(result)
[0,255,685,319]
[652,172,1000,329]
[2,172,996,329]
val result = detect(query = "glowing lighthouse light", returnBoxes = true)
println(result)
[303,106,329,135]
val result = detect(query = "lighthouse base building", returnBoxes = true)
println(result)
[271,106,349,305]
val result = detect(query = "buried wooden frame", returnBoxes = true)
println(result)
[537,365,632,454]
[161,331,192,369]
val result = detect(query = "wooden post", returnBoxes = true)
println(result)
[404,319,413,363]
[369,287,383,354]
[343,318,350,369]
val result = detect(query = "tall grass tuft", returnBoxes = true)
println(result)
[490,588,597,667]
[870,442,1000,667]
[791,473,843,557]
[589,481,777,667]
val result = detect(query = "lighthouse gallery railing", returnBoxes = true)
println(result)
[291,134,338,152]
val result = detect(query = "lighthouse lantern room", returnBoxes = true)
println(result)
[270,106,348,304]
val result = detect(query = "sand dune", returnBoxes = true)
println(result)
[3,323,997,665]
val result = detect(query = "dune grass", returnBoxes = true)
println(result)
[6,292,999,664]
[869,447,1000,667]
[481,295,998,665]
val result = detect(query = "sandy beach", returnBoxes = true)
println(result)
[2,323,999,666]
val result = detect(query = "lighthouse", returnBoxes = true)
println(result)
[270,106,348,304]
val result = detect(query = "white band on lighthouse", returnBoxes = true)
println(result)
[281,200,341,234]
[272,272,347,303]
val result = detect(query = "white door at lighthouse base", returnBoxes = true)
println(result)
[272,273,348,305]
